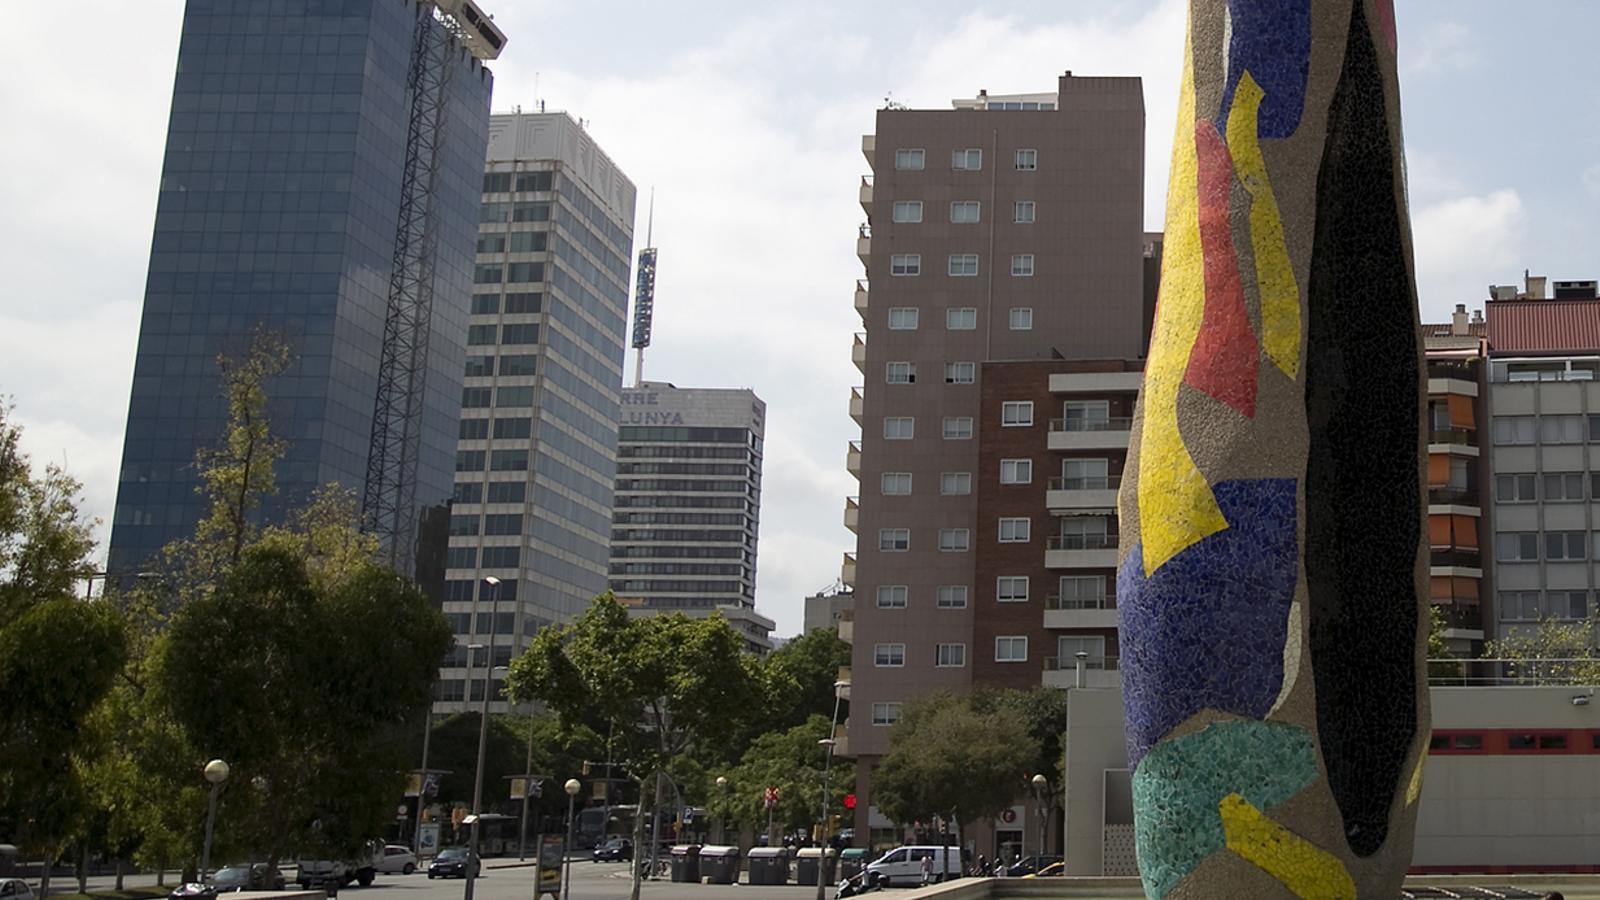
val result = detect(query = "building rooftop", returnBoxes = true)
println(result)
[1486,297,1600,356]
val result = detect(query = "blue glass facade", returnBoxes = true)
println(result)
[109,0,494,579]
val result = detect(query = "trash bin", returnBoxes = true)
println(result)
[668,845,701,883]
[839,848,869,880]
[795,847,837,886]
[699,845,740,885]
[746,847,788,885]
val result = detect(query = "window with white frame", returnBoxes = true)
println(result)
[1057,635,1107,666]
[943,417,974,440]
[1014,201,1036,223]
[1002,401,1034,426]
[880,472,912,495]
[1009,307,1033,330]
[892,201,923,223]
[938,528,970,552]
[876,585,908,608]
[937,585,968,608]
[871,701,903,725]
[936,643,967,667]
[946,307,978,329]
[1011,255,1035,277]
[950,201,981,224]
[940,472,972,495]
[887,307,920,329]
[890,254,921,276]
[874,643,906,667]
[878,528,910,552]
[945,362,976,384]
[948,255,980,277]
[1015,149,1038,170]
[1058,575,1108,609]
[883,417,915,440]
[1063,400,1110,430]
[997,576,1030,602]
[886,361,915,384]
[1062,458,1110,490]
[1000,459,1033,485]
[952,148,982,170]
[995,636,1028,662]
[895,149,925,170]
[998,517,1032,543]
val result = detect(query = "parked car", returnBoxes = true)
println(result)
[592,838,633,863]
[296,841,382,889]
[426,848,480,879]
[1023,861,1065,878]
[211,864,285,891]
[0,879,35,900]
[376,845,417,875]
[1003,854,1061,877]
[167,884,217,900]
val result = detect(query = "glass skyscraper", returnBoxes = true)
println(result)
[109,0,498,583]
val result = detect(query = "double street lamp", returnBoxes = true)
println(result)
[200,759,230,884]
[814,677,850,900]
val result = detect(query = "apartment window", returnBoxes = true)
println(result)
[997,576,1030,602]
[946,362,976,384]
[1011,255,1035,277]
[945,307,978,330]
[1063,400,1110,430]
[486,482,525,503]
[467,324,498,346]
[878,528,910,552]
[508,231,546,252]
[948,255,980,277]
[1545,531,1587,561]
[1495,532,1539,562]
[886,361,916,384]
[874,643,906,667]
[1014,201,1036,223]
[504,291,541,313]
[1495,474,1536,502]
[1058,516,1110,549]
[1541,415,1584,444]
[464,355,494,378]
[940,472,972,495]
[499,355,537,376]
[1058,635,1107,666]
[950,201,981,224]
[458,418,489,440]
[455,450,485,472]
[871,701,903,725]
[888,307,920,329]
[483,514,523,536]
[952,148,982,170]
[480,546,521,569]
[1492,416,1535,445]
[1544,472,1585,502]
[1059,575,1108,608]
[497,386,534,407]
[998,517,1032,543]
[1015,149,1038,170]
[936,643,967,667]
[1591,414,1600,441]
[505,262,543,283]
[1002,401,1035,426]
[892,201,924,223]
[890,254,922,276]
[500,324,539,345]
[943,417,974,440]
[1000,459,1033,485]
[995,636,1028,662]
[1063,458,1111,489]
[493,417,535,442]
[884,417,915,440]
[937,585,968,608]
[473,264,503,284]
[1009,307,1034,330]
[470,294,500,314]
[876,585,908,609]
[881,472,912,495]
[895,149,925,171]
[490,449,529,471]
[1501,590,1588,621]
[938,528,971,552]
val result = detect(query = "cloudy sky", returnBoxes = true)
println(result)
[3,1,1597,636]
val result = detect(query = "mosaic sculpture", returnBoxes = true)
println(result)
[1117,1,1427,897]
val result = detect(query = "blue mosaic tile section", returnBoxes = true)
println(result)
[1215,0,1312,139]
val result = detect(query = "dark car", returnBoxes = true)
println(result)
[1003,854,1061,877]
[426,848,480,879]
[211,864,285,892]
[592,839,633,863]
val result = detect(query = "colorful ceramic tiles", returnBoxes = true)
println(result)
[1118,1,1430,897]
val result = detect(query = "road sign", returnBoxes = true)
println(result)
[536,835,564,898]
[397,805,409,818]
[418,824,440,856]
[764,787,779,809]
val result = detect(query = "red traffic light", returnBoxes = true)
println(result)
[843,793,857,810]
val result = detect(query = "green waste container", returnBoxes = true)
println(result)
[839,848,869,880]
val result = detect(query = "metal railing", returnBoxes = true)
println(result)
[1427,658,1600,687]
[1427,427,1479,447]
[1429,546,1481,568]
[1427,485,1479,506]
[1048,475,1122,491]
[1047,534,1117,551]
[1426,360,1479,381]
[1045,594,1115,611]
[1043,655,1119,672]
[1049,417,1134,433]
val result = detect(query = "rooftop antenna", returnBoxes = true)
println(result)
[630,189,657,388]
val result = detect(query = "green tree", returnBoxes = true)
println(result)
[758,627,851,735]
[1485,615,1600,683]
[713,715,846,841]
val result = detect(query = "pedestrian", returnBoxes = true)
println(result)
[976,854,987,877]
[920,853,933,886]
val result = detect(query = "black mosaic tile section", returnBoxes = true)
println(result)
[1303,0,1420,860]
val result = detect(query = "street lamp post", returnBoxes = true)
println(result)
[463,575,503,900]
[815,678,849,900]
[714,776,728,845]
[562,779,581,900]
[199,759,230,884]
[1030,774,1048,859]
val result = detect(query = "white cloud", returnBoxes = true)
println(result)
[1411,189,1526,320]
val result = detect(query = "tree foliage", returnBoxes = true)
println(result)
[1485,615,1600,683]
[872,690,1038,830]
[712,714,846,835]
[758,628,851,736]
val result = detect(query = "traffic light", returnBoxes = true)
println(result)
[843,793,857,810]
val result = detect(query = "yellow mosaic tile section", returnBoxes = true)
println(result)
[1219,792,1356,900]
[1405,753,1425,806]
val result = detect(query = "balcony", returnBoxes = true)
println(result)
[841,552,856,587]
[1428,427,1479,456]
[1048,371,1144,394]
[1042,655,1122,689]
[1044,594,1118,630]
[1048,417,1134,451]
[1434,601,1484,636]
[849,386,864,425]
[838,610,854,645]
[1045,534,1119,570]
[854,279,869,321]
[856,226,871,266]
[851,333,866,372]
[1427,360,1480,397]
[1427,485,1480,508]
[843,496,859,533]
[1046,475,1121,512]
[1429,546,1482,577]
[846,440,861,478]
[861,134,876,166]
[859,175,873,215]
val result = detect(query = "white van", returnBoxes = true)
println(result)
[864,845,967,887]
